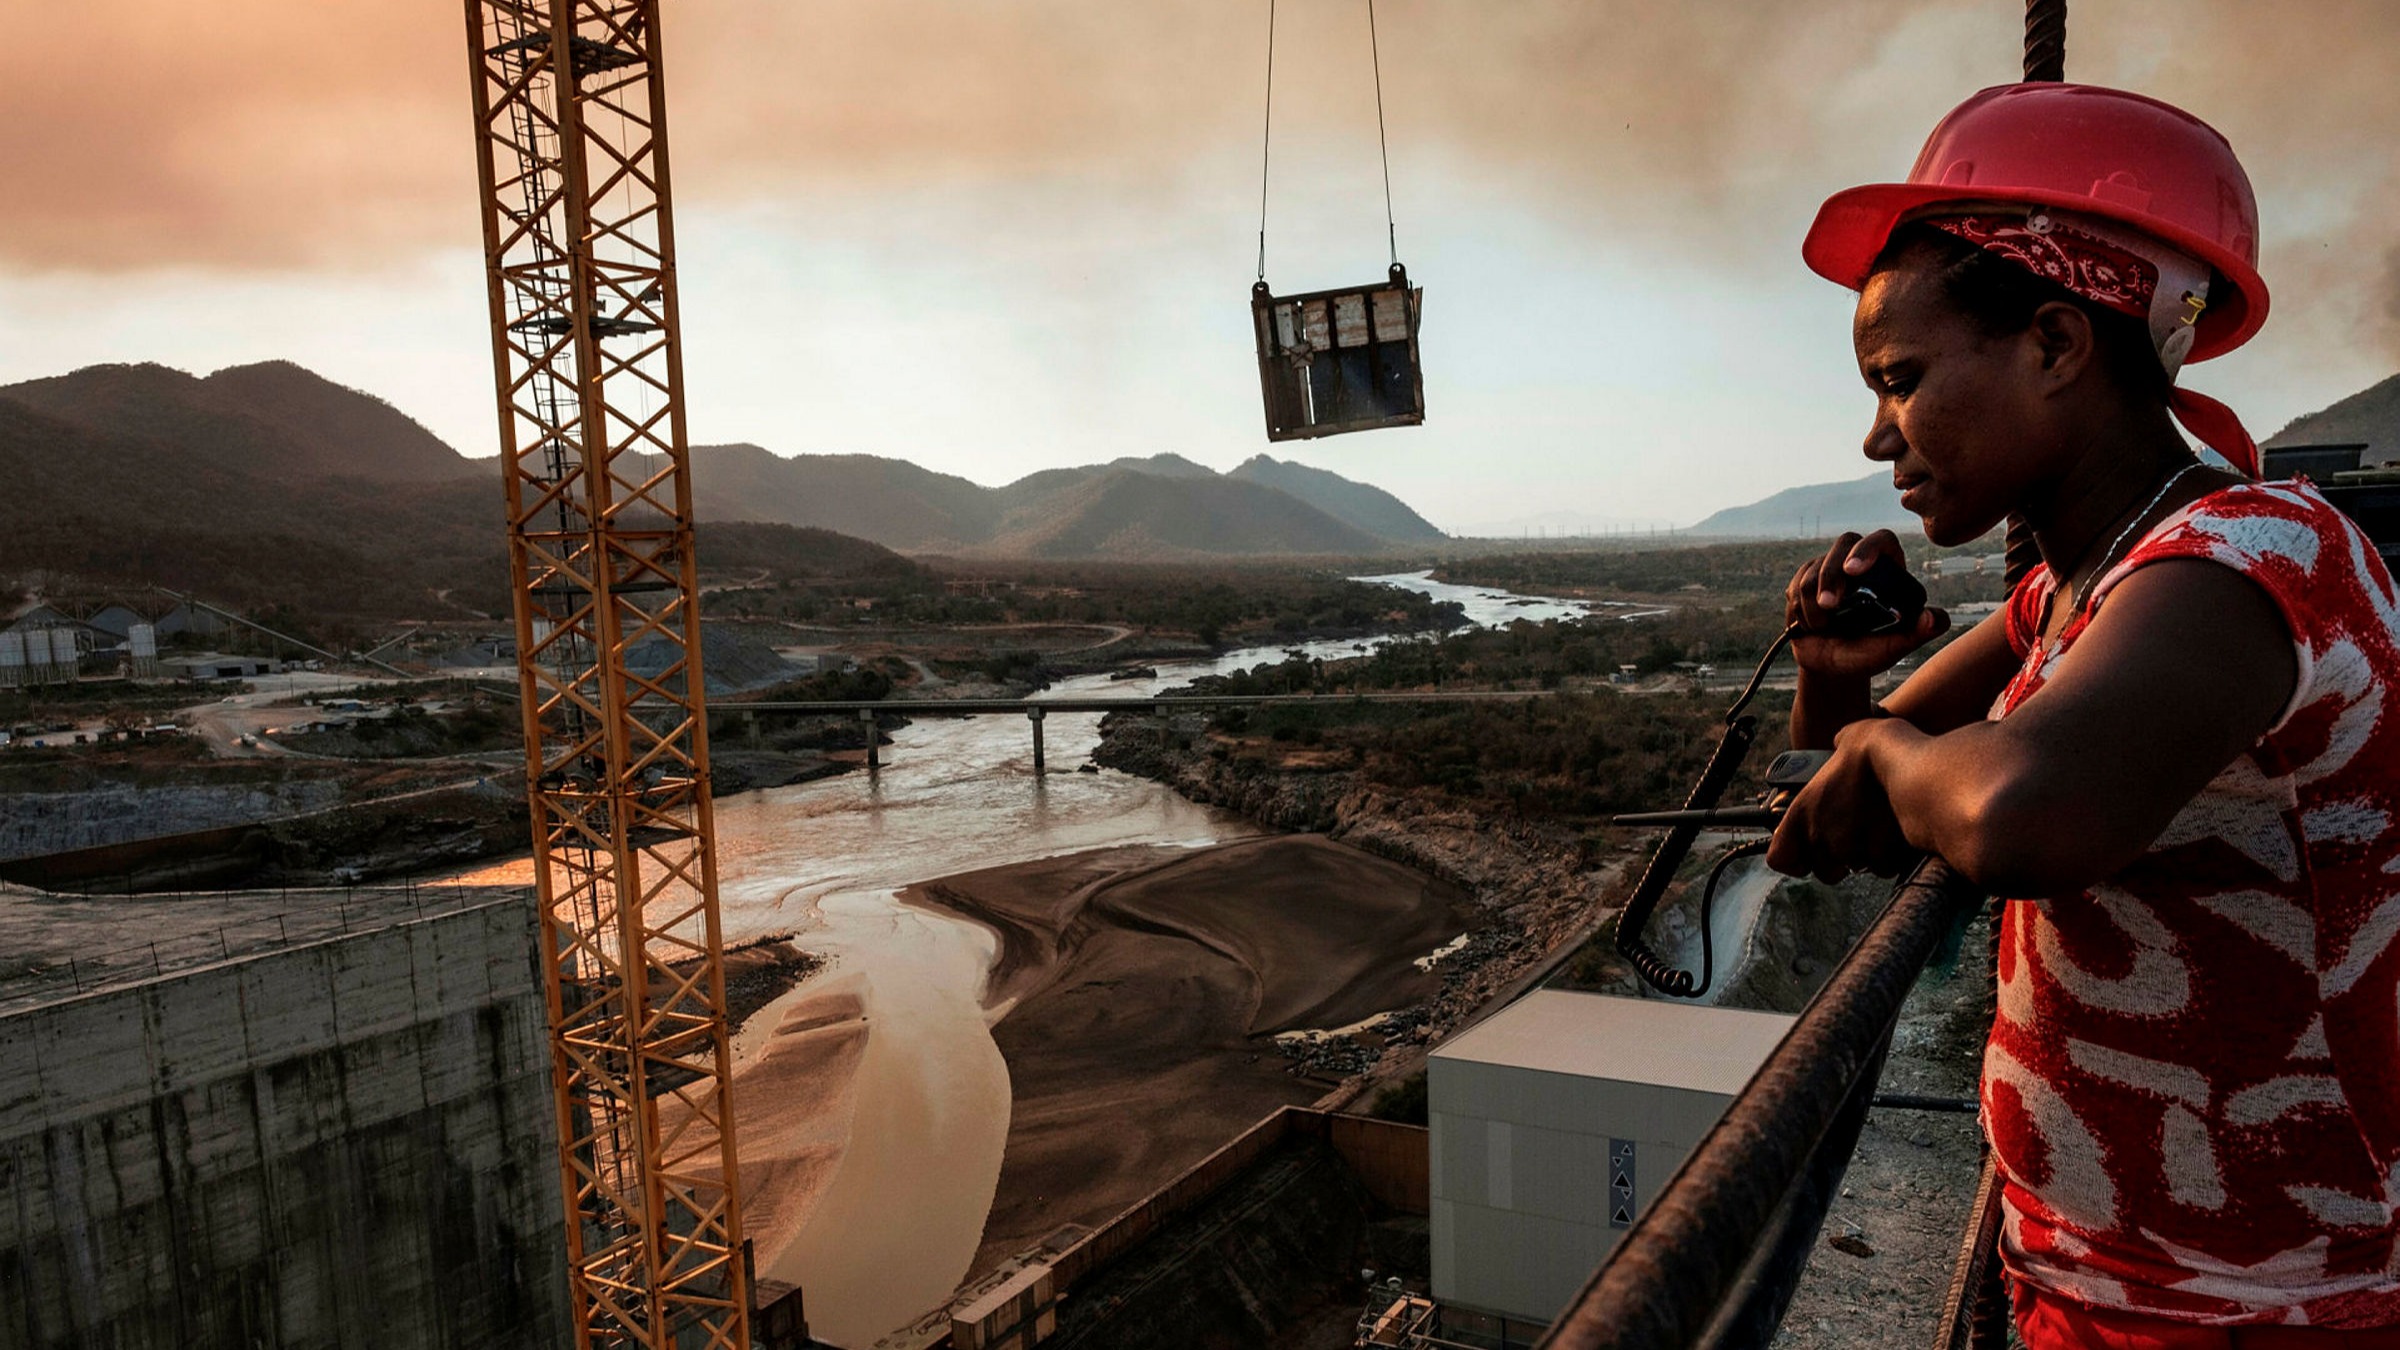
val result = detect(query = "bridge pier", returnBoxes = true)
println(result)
[1028,706,1046,774]
[859,707,879,768]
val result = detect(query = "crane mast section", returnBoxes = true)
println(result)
[463,3,749,1347]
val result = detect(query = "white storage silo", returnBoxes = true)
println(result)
[28,628,61,685]
[47,628,81,684]
[0,630,24,689]
[128,623,159,679]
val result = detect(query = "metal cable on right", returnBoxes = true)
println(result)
[1366,0,1398,267]
[2005,0,2066,593]
[1255,0,1276,281]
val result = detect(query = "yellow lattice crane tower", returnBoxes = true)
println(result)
[462,3,750,1346]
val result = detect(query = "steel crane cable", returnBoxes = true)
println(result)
[1367,0,1398,268]
[2003,0,2067,592]
[1254,0,1403,281]
[1256,0,1276,281]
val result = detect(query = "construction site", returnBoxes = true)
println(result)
[8,2,2400,1350]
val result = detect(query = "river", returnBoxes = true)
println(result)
[442,571,1597,1343]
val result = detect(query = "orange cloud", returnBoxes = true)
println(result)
[5,2,2394,353]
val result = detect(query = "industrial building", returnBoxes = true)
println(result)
[1427,992,1795,1335]
[1,598,235,685]
[160,652,279,681]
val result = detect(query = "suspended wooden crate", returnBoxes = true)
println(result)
[1251,265,1424,441]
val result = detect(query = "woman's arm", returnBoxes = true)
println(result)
[1880,611,2020,733]
[1771,558,2297,893]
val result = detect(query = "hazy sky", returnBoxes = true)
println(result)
[3,1,2394,532]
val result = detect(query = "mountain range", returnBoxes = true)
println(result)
[20,355,2379,606]
[684,446,1441,555]
[1686,474,1919,538]
[0,360,1446,619]
[0,362,916,623]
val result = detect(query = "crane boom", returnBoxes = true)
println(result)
[462,4,750,1346]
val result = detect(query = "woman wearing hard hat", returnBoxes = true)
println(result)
[1769,84,2400,1346]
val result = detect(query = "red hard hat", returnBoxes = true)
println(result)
[1803,82,2267,362]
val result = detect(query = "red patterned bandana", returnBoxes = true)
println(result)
[1913,208,2259,478]
[1924,213,2158,319]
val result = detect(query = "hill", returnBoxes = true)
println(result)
[2264,371,2400,465]
[691,446,1004,551]
[0,364,917,625]
[688,445,1441,557]
[1686,472,1912,538]
[1,361,481,486]
[1102,453,1217,480]
[980,470,1390,558]
[1226,454,1444,540]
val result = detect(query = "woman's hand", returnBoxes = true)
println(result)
[1786,530,1950,681]
[1767,719,1921,883]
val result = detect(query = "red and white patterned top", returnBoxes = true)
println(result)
[1987,479,2400,1327]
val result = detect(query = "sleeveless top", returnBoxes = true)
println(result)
[1987,479,2400,1326]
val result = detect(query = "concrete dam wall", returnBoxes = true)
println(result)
[0,780,345,861]
[0,897,572,1350]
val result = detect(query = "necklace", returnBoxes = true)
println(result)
[2089,461,2203,584]
[2044,460,2205,639]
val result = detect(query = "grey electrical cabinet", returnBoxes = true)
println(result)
[1251,266,1424,441]
[1427,991,1795,1328]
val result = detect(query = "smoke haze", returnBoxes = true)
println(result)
[8,3,2392,334]
[1,0,2393,522]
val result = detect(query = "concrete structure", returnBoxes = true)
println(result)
[3,608,102,686]
[127,622,159,679]
[1427,990,1794,1329]
[0,895,572,1349]
[163,652,276,680]
[35,628,79,685]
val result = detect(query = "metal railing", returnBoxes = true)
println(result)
[1536,856,1987,1350]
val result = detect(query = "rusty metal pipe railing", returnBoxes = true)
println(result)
[1537,856,1985,1350]
[1932,1155,2013,1350]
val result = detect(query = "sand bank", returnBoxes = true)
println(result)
[908,832,1469,1275]
[728,978,870,1285]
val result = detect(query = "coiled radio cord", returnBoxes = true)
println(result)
[1613,625,1797,997]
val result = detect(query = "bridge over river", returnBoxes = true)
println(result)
[732,689,1549,771]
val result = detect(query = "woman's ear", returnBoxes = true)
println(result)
[2028,300,2098,391]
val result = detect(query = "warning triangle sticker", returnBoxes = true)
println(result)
[1613,1205,1633,1225]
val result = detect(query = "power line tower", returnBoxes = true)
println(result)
[462,4,750,1346]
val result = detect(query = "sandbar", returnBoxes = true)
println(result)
[907,832,1469,1275]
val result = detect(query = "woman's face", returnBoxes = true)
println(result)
[1853,248,2053,546]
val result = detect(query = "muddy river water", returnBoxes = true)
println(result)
[444,573,1598,1343]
